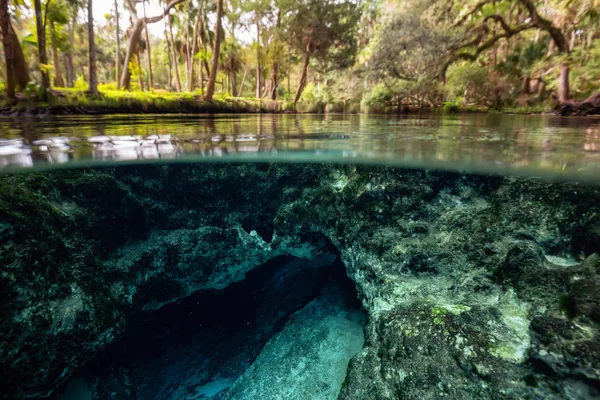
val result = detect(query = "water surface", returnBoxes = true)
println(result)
[1,113,599,181]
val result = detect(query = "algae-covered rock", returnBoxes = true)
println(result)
[339,301,532,400]
[1,164,600,399]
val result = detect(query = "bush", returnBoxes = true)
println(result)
[443,101,460,113]
[98,83,118,92]
[74,74,88,91]
[447,64,490,104]
[363,83,394,107]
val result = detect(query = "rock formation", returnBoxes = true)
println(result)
[1,164,599,399]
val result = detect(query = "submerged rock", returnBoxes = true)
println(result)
[1,164,600,399]
[224,280,366,400]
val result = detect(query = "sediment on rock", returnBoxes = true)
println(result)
[1,164,600,400]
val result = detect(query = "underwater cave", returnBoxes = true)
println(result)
[3,163,600,400]
[53,251,366,400]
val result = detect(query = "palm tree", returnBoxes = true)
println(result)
[220,40,242,95]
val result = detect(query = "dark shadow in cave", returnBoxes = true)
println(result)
[53,244,364,400]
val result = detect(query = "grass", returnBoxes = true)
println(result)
[0,85,553,116]
[0,86,283,115]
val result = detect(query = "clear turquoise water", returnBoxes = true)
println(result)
[1,113,599,181]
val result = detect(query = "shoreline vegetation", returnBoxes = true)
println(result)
[1,0,599,118]
[0,87,587,117]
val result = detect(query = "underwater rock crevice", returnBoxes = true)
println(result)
[59,251,365,400]
[2,164,600,400]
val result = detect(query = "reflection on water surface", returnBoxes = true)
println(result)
[0,113,599,180]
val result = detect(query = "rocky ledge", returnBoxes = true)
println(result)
[0,164,599,399]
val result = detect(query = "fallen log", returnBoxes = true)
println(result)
[555,92,600,116]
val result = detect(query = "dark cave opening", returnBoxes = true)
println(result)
[53,250,365,400]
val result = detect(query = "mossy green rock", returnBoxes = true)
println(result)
[1,164,600,399]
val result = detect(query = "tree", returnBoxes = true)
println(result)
[221,40,242,94]
[449,0,571,102]
[33,0,51,97]
[47,0,70,88]
[64,0,79,88]
[115,0,121,89]
[165,3,181,91]
[204,0,224,100]
[0,0,30,98]
[88,0,98,94]
[245,0,271,98]
[120,0,185,90]
[188,0,205,92]
[369,8,450,107]
[268,5,282,100]
[142,0,153,89]
[288,0,360,104]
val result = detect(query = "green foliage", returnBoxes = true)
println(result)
[447,64,490,105]
[443,100,460,113]
[2,0,599,112]
[128,60,143,92]
[98,83,118,92]
[300,82,332,105]
[287,0,361,71]
[569,40,600,98]
[74,75,88,91]
[363,83,394,107]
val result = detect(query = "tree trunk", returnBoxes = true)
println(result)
[166,10,181,92]
[269,8,281,100]
[204,0,223,101]
[188,0,204,92]
[537,80,546,100]
[120,0,185,90]
[4,21,30,91]
[558,63,569,103]
[0,0,14,98]
[115,0,121,89]
[66,12,76,87]
[256,17,262,98]
[521,75,530,95]
[231,60,237,96]
[33,0,50,97]
[238,68,247,97]
[0,0,28,98]
[199,57,204,93]
[88,0,98,94]
[184,15,191,89]
[198,10,211,82]
[142,0,154,90]
[196,8,210,88]
[269,66,279,100]
[293,48,312,105]
[121,22,144,90]
[136,51,144,91]
[164,24,172,90]
[50,21,65,88]
[569,30,576,52]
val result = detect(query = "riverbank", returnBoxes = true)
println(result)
[0,88,592,116]
[0,89,285,116]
